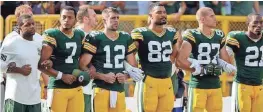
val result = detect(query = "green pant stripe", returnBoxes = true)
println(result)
[137,81,144,112]
[187,87,193,112]
[84,94,91,112]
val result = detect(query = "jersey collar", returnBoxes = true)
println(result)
[149,28,166,37]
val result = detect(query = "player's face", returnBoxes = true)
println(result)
[248,15,263,36]
[88,9,98,28]
[203,10,217,28]
[151,6,167,25]
[60,9,76,30]
[105,12,119,31]
[20,18,35,37]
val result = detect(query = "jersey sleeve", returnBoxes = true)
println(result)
[216,29,226,49]
[226,31,240,53]
[42,29,57,49]
[131,28,143,42]
[182,30,196,47]
[126,34,137,55]
[173,31,179,45]
[82,32,97,55]
[0,36,18,73]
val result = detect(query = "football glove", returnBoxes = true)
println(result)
[124,61,144,82]
[203,63,222,76]
[188,58,202,76]
[72,69,91,86]
[217,58,237,73]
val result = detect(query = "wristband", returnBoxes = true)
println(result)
[56,71,63,80]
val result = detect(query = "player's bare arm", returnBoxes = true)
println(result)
[38,44,76,84]
[79,45,116,84]
[176,41,195,72]
[219,46,231,63]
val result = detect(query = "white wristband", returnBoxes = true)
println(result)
[56,71,63,80]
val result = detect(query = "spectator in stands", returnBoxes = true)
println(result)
[87,1,126,14]
[30,1,55,14]
[106,1,126,14]
[203,1,222,15]
[87,1,106,14]
[231,1,260,16]
[184,1,199,15]
[137,1,150,15]
[159,1,186,22]
[0,1,17,19]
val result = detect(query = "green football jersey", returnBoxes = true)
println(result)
[43,28,85,89]
[183,29,226,89]
[82,31,136,92]
[131,27,178,78]
[226,31,263,86]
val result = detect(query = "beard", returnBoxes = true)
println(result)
[155,21,167,25]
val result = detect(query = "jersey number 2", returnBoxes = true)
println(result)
[65,42,77,63]
[245,46,263,67]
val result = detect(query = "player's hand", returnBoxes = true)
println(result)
[217,58,237,73]
[188,58,202,76]
[61,74,76,85]
[103,72,116,84]
[20,64,32,76]
[116,73,129,83]
[126,68,144,82]
[40,60,53,69]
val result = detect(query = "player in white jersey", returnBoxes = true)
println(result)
[0,14,51,112]
[76,5,98,112]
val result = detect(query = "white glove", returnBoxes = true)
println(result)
[124,61,144,82]
[217,58,237,73]
[188,58,202,76]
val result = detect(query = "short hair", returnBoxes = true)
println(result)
[15,4,32,18]
[196,7,213,21]
[60,6,77,17]
[246,13,261,24]
[148,3,164,14]
[17,14,32,27]
[77,5,90,23]
[102,7,119,18]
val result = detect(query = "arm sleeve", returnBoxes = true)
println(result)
[182,30,196,47]
[220,33,226,49]
[226,32,239,53]
[173,31,179,45]
[131,29,143,42]
[126,34,137,55]
[42,29,57,49]
[82,33,97,55]
[0,37,18,73]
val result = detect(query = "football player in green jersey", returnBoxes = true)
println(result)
[226,14,263,112]
[176,7,236,112]
[79,7,143,112]
[131,3,181,112]
[38,6,90,112]
[76,5,98,112]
